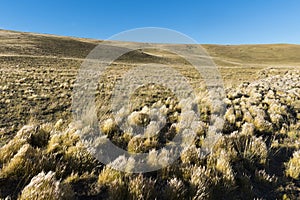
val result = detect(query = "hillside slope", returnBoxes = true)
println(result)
[0,29,299,200]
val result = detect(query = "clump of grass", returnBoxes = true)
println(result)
[225,106,236,124]
[100,118,118,138]
[287,123,300,141]
[163,177,187,199]
[0,125,36,165]
[98,166,123,187]
[128,111,150,127]
[46,128,80,155]
[0,144,44,179]
[236,135,268,165]
[209,150,235,185]
[98,166,127,200]
[128,174,156,200]
[0,137,27,166]
[180,145,201,165]
[63,142,98,174]
[240,122,255,136]
[285,150,300,180]
[253,115,273,133]
[127,135,145,153]
[213,133,268,166]
[189,166,213,199]
[46,125,98,177]
[108,155,136,173]
[0,143,48,199]
[19,171,74,200]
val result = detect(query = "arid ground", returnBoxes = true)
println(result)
[0,29,299,199]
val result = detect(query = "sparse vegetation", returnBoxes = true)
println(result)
[0,30,299,199]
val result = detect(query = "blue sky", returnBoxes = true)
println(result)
[1,0,300,44]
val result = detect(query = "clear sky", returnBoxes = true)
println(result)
[1,0,300,44]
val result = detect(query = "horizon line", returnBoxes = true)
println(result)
[1,28,300,46]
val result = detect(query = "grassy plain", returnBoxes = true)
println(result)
[0,29,299,199]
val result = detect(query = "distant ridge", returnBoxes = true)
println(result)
[1,29,300,66]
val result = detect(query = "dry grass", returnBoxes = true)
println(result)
[0,29,299,199]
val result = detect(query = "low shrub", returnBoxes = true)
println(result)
[19,171,74,200]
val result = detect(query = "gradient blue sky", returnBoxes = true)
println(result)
[1,0,300,44]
